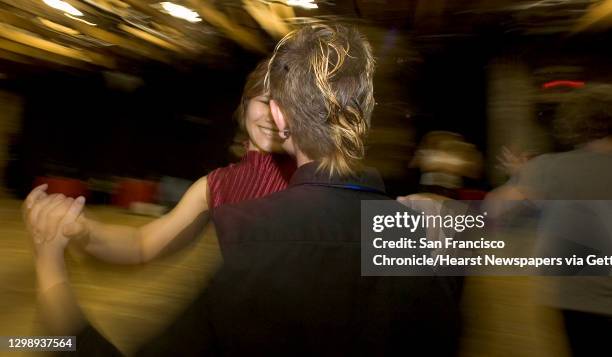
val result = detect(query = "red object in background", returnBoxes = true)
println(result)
[456,188,487,200]
[34,176,89,199]
[112,178,158,208]
[542,80,585,90]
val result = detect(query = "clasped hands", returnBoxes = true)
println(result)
[22,184,88,263]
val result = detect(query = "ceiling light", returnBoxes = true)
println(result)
[159,2,202,23]
[287,0,318,10]
[65,13,97,26]
[43,0,84,17]
[38,17,81,35]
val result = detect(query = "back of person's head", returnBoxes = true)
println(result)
[555,83,612,146]
[266,24,375,177]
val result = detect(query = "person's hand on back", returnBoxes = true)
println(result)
[496,146,535,177]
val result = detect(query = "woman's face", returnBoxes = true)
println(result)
[245,95,283,153]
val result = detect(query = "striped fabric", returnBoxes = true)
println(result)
[207,151,296,209]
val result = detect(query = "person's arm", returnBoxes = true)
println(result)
[37,255,122,356]
[24,176,211,265]
[484,183,529,218]
[36,254,87,335]
[29,195,123,356]
[76,176,211,264]
[484,150,547,218]
[25,195,88,335]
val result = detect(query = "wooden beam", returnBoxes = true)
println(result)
[34,0,191,54]
[242,0,292,40]
[0,1,171,63]
[573,0,612,32]
[0,47,36,65]
[0,37,88,68]
[0,22,114,67]
[118,23,181,52]
[68,20,173,62]
[186,0,266,53]
[119,0,204,52]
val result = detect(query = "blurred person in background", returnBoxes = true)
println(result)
[24,23,459,356]
[486,83,612,356]
[399,131,485,201]
[397,131,485,303]
[24,59,296,266]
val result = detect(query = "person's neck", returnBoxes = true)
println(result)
[247,141,262,152]
[295,150,314,167]
[583,137,612,153]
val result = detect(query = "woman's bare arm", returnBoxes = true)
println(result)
[74,176,211,264]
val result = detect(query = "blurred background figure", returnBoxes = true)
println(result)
[487,83,612,357]
[405,131,485,199]
[398,131,484,306]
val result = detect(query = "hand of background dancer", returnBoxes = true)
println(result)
[496,146,534,176]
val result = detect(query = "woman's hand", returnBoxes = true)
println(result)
[22,183,48,224]
[23,185,86,258]
[23,188,89,335]
[34,197,85,259]
[22,190,85,298]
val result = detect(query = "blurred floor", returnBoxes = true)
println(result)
[460,276,570,357]
[0,197,569,357]
[0,197,222,356]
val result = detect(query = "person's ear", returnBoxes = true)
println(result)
[270,100,288,138]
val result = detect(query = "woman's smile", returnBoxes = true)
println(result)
[257,124,278,137]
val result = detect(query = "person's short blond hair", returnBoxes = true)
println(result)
[266,24,375,177]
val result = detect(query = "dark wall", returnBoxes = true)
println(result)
[7,60,259,197]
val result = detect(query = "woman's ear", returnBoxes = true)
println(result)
[269,100,288,137]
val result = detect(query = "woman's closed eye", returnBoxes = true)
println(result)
[254,96,270,105]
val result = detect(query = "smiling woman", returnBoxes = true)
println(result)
[245,95,283,153]
[207,60,296,209]
[23,59,296,270]
[234,61,283,153]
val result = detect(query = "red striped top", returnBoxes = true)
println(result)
[207,151,297,209]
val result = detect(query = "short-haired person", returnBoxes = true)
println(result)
[28,24,460,356]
